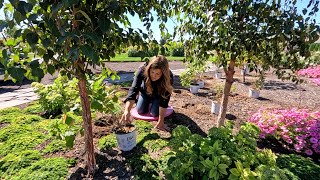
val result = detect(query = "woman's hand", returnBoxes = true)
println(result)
[121,110,131,124]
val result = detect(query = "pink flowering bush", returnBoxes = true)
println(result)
[249,108,320,156]
[298,65,320,86]
[298,65,320,78]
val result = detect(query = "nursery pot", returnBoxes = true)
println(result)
[215,72,222,79]
[190,84,200,94]
[115,124,137,151]
[197,81,205,88]
[211,101,221,115]
[248,89,260,99]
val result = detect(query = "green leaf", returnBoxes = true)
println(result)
[42,38,51,48]
[7,67,26,83]
[64,131,75,148]
[13,10,24,23]
[209,169,217,179]
[230,168,240,176]
[81,44,99,63]
[302,8,307,15]
[47,64,55,75]
[0,21,8,31]
[91,100,103,110]
[218,164,228,175]
[83,32,101,45]
[25,32,39,45]
[98,16,111,33]
[64,116,74,126]
[76,10,91,24]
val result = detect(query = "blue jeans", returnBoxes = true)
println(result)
[136,93,160,117]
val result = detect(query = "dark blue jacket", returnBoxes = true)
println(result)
[124,65,173,108]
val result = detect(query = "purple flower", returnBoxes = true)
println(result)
[305,149,313,156]
[310,137,318,144]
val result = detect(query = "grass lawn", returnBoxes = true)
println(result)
[108,53,185,62]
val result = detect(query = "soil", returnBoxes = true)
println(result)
[4,61,320,179]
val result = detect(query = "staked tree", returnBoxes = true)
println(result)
[0,0,172,176]
[174,0,319,127]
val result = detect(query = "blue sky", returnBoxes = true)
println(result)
[0,0,318,41]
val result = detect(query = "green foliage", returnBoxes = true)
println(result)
[42,139,66,154]
[48,113,83,149]
[255,165,299,180]
[32,75,79,116]
[32,71,122,117]
[171,47,184,57]
[22,102,43,114]
[177,0,319,82]
[12,114,44,124]
[128,48,145,57]
[142,138,169,153]
[309,43,320,51]
[128,154,160,180]
[0,124,34,142]
[0,150,42,179]
[277,154,320,180]
[98,134,117,151]
[0,113,21,124]
[11,157,69,180]
[133,120,154,133]
[164,123,293,179]
[0,133,46,156]
[0,107,21,116]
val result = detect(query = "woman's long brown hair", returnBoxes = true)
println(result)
[144,55,173,99]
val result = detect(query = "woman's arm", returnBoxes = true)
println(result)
[155,107,167,130]
[121,100,135,123]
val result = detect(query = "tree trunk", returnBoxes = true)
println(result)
[217,60,235,127]
[78,77,96,176]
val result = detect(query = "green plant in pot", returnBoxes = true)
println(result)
[112,117,137,152]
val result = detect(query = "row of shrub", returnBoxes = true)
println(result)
[127,47,184,57]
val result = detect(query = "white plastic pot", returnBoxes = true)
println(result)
[115,127,137,151]
[211,101,220,115]
[249,89,260,99]
[197,81,205,88]
[190,84,200,94]
[215,72,222,79]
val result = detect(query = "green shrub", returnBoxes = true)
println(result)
[0,124,35,142]
[164,123,293,180]
[133,120,153,133]
[0,150,41,178]
[0,114,21,124]
[277,154,320,180]
[127,154,160,179]
[12,157,69,180]
[142,138,168,153]
[128,49,144,57]
[98,134,117,151]
[171,47,184,57]
[0,107,21,116]
[23,103,43,114]
[12,114,44,124]
[0,133,47,156]
[32,75,79,116]
[42,139,66,154]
